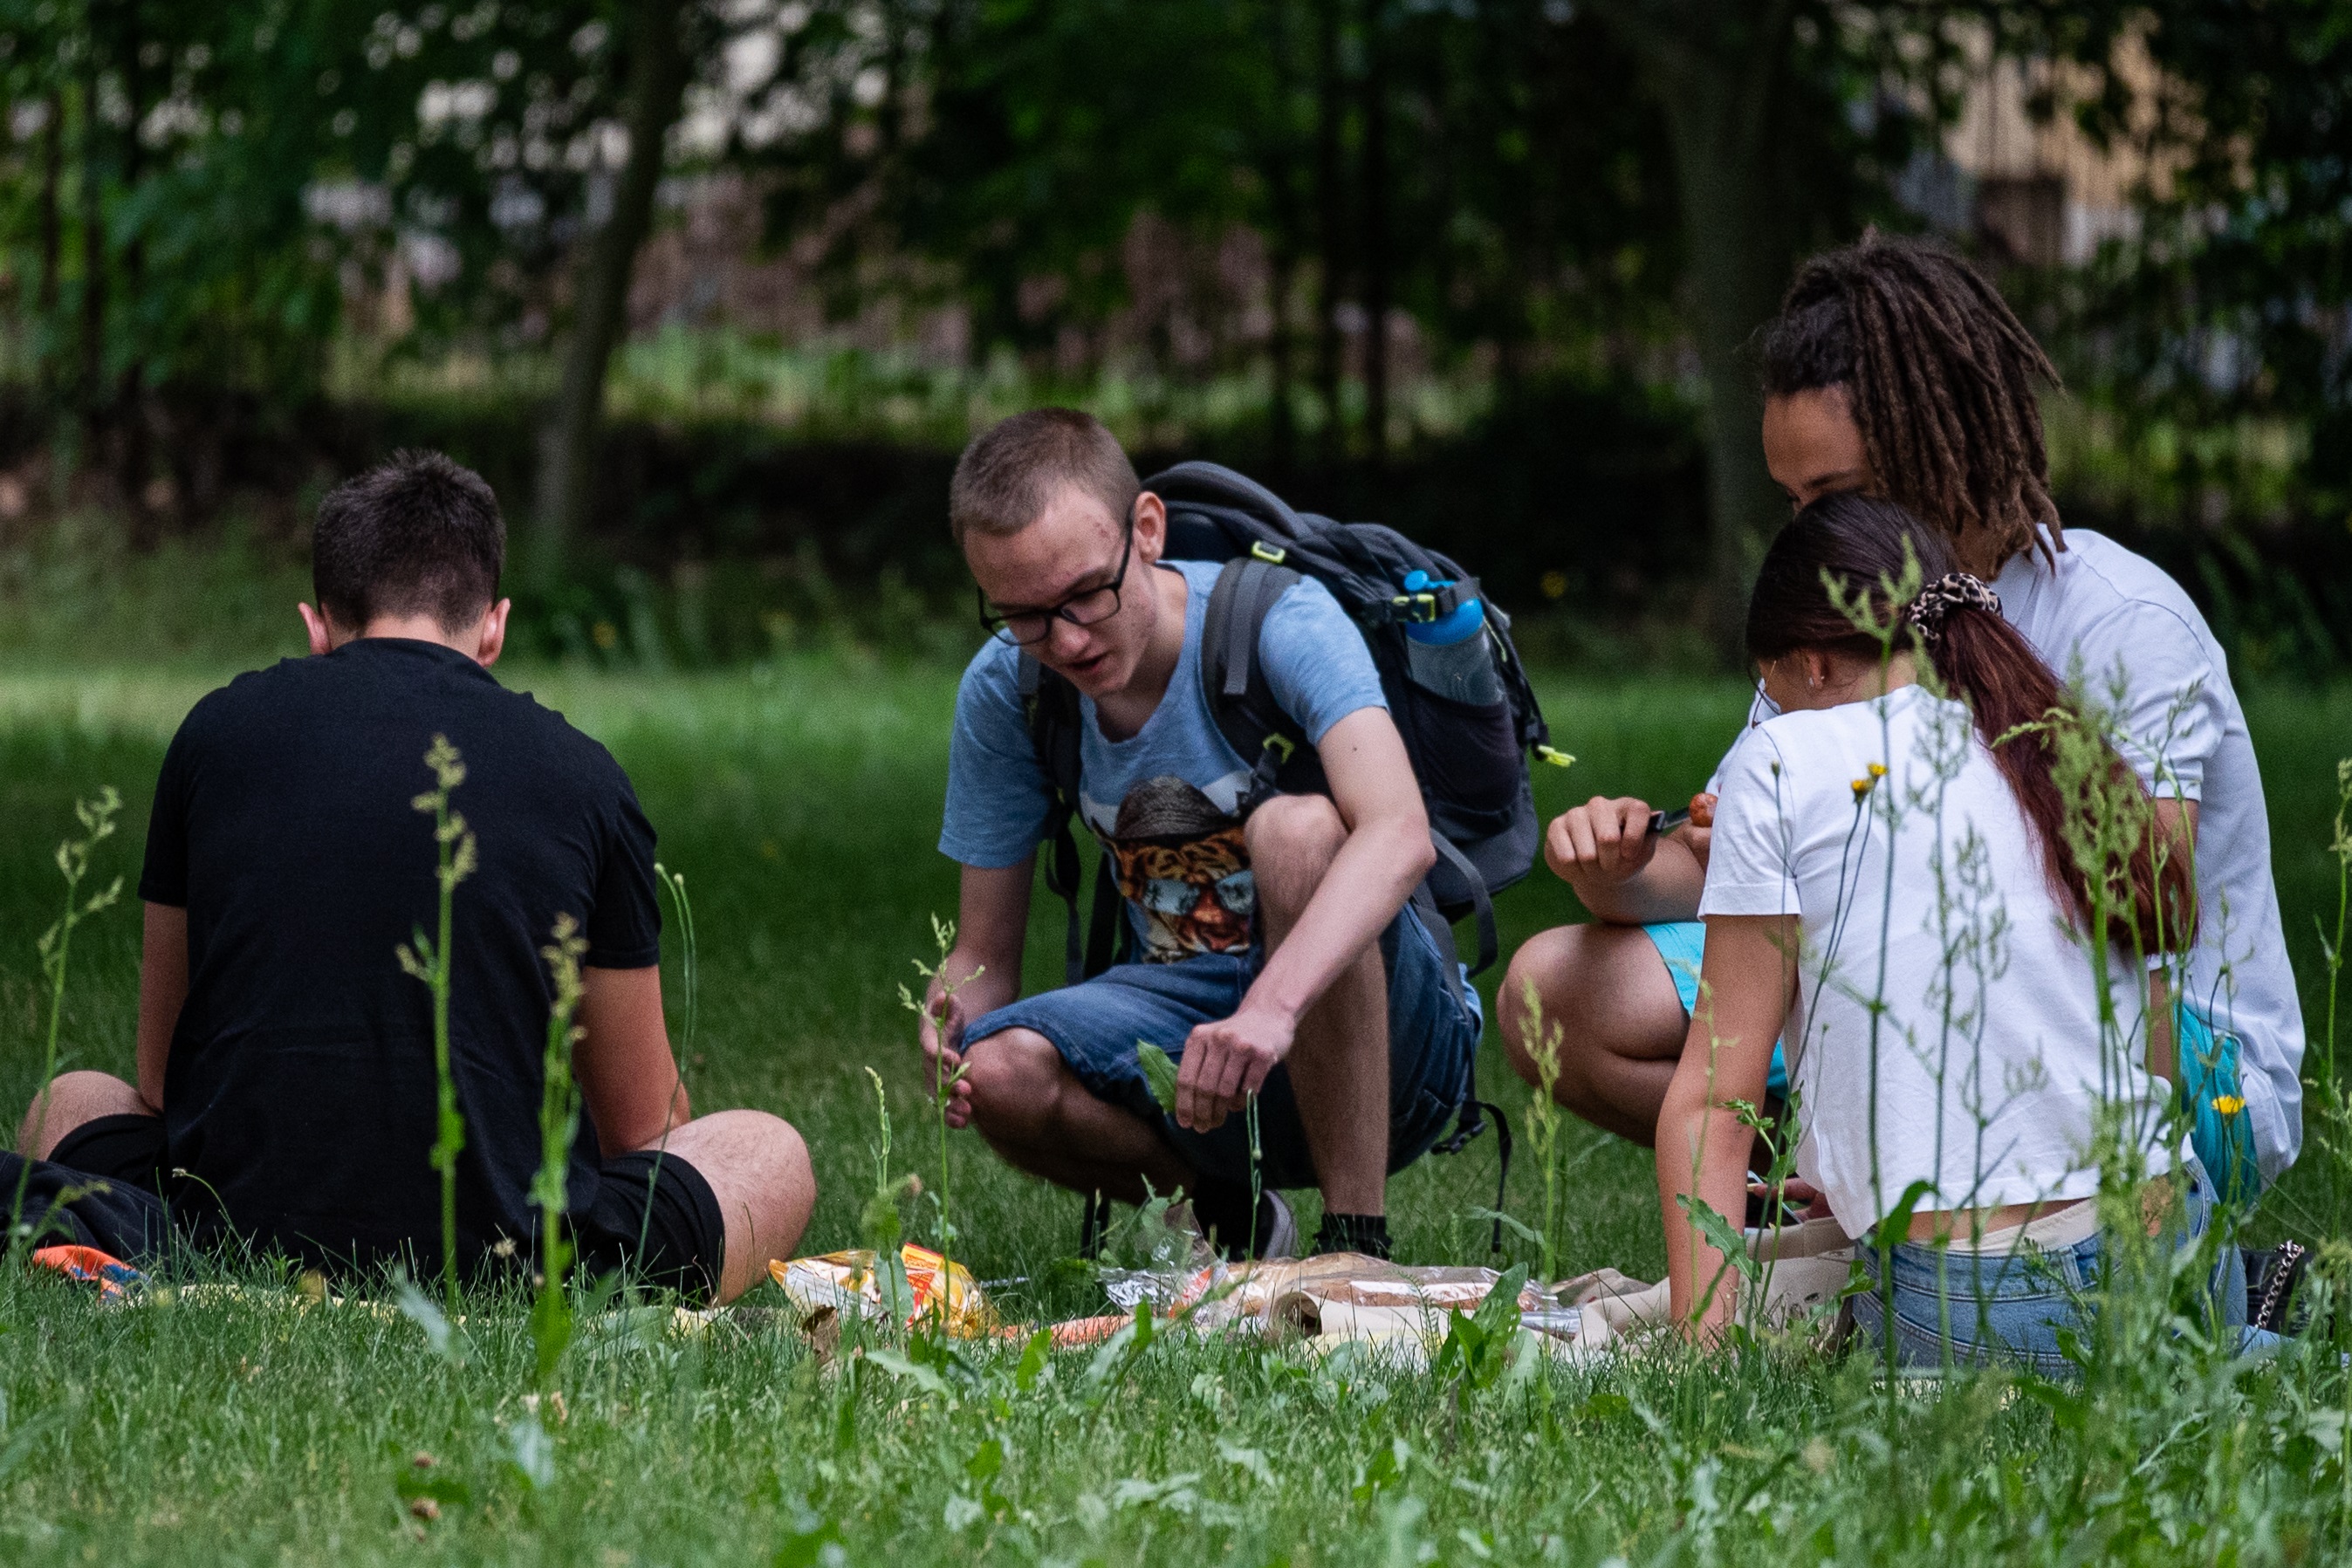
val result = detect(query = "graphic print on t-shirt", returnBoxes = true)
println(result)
[1084,774,1256,961]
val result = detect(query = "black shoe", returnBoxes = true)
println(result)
[1183,1179,1299,1261]
[1186,1189,1296,1261]
[2246,1241,2309,1333]
[1078,1189,1114,1261]
[1248,1192,1299,1260]
[1745,1186,1807,1230]
[1310,1211,1391,1261]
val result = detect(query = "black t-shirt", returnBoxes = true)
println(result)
[140,639,662,1276]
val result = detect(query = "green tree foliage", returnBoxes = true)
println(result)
[1,0,2346,630]
[0,1,354,409]
[753,0,1697,459]
[322,0,644,353]
[2019,1,2352,511]
[746,0,1950,628]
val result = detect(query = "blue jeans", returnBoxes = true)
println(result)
[1847,1165,2271,1373]
[965,905,1480,1190]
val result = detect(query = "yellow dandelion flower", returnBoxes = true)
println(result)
[2211,1094,2246,1116]
[1868,762,1887,778]
[1850,778,1872,799]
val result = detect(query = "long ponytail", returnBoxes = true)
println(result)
[1747,494,2194,952]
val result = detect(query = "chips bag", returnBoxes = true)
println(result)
[770,1243,998,1338]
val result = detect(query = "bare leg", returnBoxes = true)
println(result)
[1246,794,1389,1215]
[961,1028,1195,1205]
[17,1070,153,1161]
[1500,923,1689,1147]
[645,1110,815,1304]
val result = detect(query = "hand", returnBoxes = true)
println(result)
[1749,1174,1830,1222]
[1174,1005,1294,1133]
[919,989,977,1131]
[1683,791,1717,866]
[1544,796,1660,888]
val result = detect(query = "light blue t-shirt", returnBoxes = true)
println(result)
[940,559,1387,963]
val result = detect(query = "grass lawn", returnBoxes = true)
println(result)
[0,654,2348,1565]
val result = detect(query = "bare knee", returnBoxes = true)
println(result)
[667,1108,815,1302]
[1245,793,1348,914]
[1499,926,1584,1086]
[962,1029,1069,1146]
[737,1110,815,1248]
[744,1111,813,1209]
[1501,923,1686,1099]
[18,1070,147,1161]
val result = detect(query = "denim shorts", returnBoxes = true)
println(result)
[963,905,1481,1190]
[1846,1163,2269,1373]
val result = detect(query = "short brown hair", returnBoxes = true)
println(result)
[313,450,504,633]
[949,408,1140,544]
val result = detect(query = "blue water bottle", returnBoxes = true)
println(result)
[1400,570,1503,705]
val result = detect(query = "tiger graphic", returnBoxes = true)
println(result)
[1098,775,1257,961]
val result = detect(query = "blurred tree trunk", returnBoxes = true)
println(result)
[77,46,106,453]
[1587,0,1801,653]
[116,0,150,526]
[37,93,61,316]
[36,90,63,408]
[1257,3,1303,479]
[1360,0,1389,465]
[1264,198,1300,479]
[531,0,692,592]
[1313,0,1346,474]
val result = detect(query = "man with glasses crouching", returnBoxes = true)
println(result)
[914,408,1482,1263]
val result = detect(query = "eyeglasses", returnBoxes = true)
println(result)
[976,519,1135,646]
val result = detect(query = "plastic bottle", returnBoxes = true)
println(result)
[1400,569,1504,706]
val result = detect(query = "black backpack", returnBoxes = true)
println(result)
[1018,462,1565,1224]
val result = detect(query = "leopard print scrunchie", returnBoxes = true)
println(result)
[1903,572,2001,648]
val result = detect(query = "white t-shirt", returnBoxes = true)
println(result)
[1701,684,2177,1238]
[1713,529,2303,1182]
[1992,531,2302,1181]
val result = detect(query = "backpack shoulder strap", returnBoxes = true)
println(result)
[1018,654,1120,985]
[1200,558,1320,808]
[1018,652,1080,807]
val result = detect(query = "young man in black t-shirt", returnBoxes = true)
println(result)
[13,452,813,1301]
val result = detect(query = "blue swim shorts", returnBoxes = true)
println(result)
[963,905,1482,1191]
[1642,920,1788,1100]
[2177,1004,2260,1206]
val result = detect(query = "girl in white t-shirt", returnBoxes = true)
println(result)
[1658,492,2235,1367]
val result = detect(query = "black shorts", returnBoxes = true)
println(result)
[578,1147,728,1299]
[51,1113,727,1298]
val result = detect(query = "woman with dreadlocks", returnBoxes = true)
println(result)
[1506,233,2301,1215]
[1658,492,2242,1361]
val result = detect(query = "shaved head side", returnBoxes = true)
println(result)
[950,408,1141,543]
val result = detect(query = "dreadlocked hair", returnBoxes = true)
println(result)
[1760,233,2064,569]
[1748,493,2194,955]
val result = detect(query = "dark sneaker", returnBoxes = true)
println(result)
[1078,1189,1115,1261]
[1745,1185,1808,1230]
[1251,1191,1299,1260]
[1310,1211,1391,1260]
[1176,1188,1298,1261]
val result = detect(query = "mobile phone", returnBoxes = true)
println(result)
[1647,805,1691,837]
